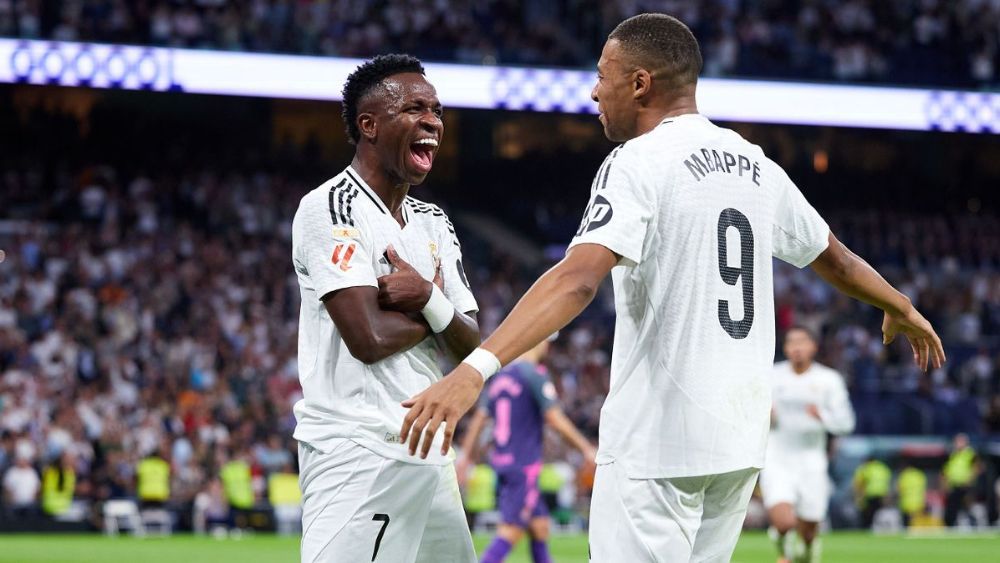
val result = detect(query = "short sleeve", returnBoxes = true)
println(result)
[293,192,377,300]
[437,212,479,314]
[568,146,654,266]
[527,367,558,412]
[772,168,830,268]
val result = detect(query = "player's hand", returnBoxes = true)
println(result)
[378,245,433,312]
[581,443,598,464]
[400,364,484,459]
[805,404,822,420]
[882,305,946,372]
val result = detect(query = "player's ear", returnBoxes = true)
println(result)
[357,112,377,143]
[632,69,652,100]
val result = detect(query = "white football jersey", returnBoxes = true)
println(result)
[768,360,855,461]
[291,166,477,466]
[569,114,830,478]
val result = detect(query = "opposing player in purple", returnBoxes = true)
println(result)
[457,336,596,563]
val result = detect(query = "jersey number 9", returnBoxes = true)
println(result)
[717,208,754,339]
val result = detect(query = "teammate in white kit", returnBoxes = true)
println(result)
[401,13,945,563]
[761,327,855,563]
[291,54,479,563]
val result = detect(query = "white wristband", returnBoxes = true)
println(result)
[421,284,455,333]
[462,347,502,381]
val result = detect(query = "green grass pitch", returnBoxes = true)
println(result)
[0,531,997,562]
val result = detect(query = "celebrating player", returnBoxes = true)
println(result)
[457,336,597,563]
[761,327,856,563]
[401,12,945,562]
[291,54,480,563]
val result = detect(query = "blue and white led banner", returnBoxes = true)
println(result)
[3,39,998,134]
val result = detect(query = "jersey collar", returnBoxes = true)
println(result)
[344,166,390,215]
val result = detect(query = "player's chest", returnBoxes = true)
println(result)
[774,377,824,408]
[368,217,441,279]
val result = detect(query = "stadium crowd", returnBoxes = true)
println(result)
[1,0,998,88]
[0,100,998,530]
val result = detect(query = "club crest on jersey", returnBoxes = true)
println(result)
[331,242,356,271]
[428,241,439,258]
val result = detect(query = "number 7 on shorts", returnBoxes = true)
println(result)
[371,513,390,561]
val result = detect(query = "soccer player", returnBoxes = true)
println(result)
[401,13,945,562]
[291,54,480,563]
[456,336,597,563]
[761,327,855,563]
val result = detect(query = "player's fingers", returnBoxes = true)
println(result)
[882,324,896,345]
[386,245,410,270]
[400,400,423,442]
[907,338,920,366]
[913,337,927,372]
[401,391,422,409]
[441,417,457,455]
[920,338,931,372]
[420,414,444,459]
[931,332,946,367]
[407,412,431,456]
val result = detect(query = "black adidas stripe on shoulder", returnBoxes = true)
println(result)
[407,197,460,248]
[328,178,360,227]
[596,145,623,192]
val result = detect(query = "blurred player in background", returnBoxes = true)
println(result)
[402,13,945,562]
[456,334,597,563]
[291,54,480,562]
[761,327,855,563]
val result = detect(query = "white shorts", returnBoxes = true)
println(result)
[299,439,476,563]
[589,462,759,563]
[758,460,830,522]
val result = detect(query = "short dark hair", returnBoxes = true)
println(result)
[608,13,702,89]
[785,325,819,343]
[341,54,425,144]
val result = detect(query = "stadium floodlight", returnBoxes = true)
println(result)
[2,38,997,134]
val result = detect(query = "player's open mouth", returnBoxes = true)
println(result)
[409,138,438,174]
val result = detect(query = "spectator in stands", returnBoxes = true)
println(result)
[2,448,40,518]
[942,433,980,526]
[3,1,999,88]
[853,456,891,529]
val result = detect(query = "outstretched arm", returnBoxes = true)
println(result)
[471,243,618,365]
[810,232,945,371]
[544,407,597,462]
[323,286,430,364]
[399,243,618,458]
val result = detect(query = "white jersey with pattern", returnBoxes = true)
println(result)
[568,114,830,478]
[291,166,477,466]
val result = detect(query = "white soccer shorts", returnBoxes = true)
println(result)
[589,462,758,563]
[298,439,476,563]
[759,460,830,523]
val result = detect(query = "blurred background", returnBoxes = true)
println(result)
[0,0,999,551]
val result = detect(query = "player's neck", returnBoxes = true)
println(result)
[350,156,410,224]
[634,92,699,138]
[791,361,812,375]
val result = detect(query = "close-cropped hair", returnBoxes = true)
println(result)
[609,13,703,89]
[341,54,425,144]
